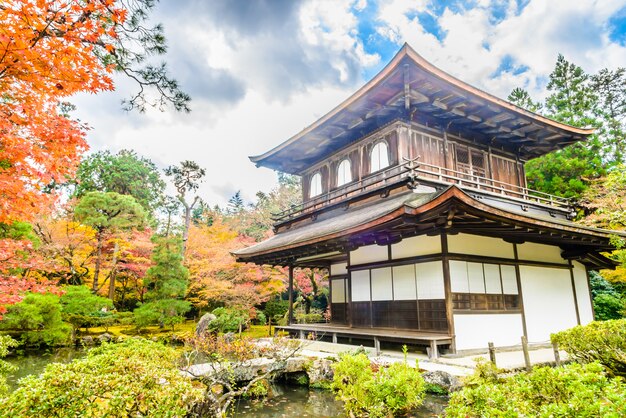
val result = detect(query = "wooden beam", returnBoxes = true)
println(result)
[288,266,295,325]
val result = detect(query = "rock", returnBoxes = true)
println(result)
[307,358,335,388]
[223,332,235,343]
[97,333,113,344]
[195,313,217,336]
[422,370,462,392]
[81,336,95,346]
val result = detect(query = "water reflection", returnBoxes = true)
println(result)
[232,383,448,418]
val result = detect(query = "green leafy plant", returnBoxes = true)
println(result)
[60,285,114,332]
[551,319,626,377]
[447,362,626,417]
[0,336,19,396]
[331,346,425,418]
[209,307,249,333]
[0,293,72,347]
[0,339,202,417]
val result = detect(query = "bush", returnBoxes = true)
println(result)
[331,348,425,418]
[209,307,249,333]
[551,319,626,377]
[254,311,267,326]
[264,299,288,324]
[60,285,115,331]
[133,299,191,330]
[0,339,202,417]
[446,362,626,417]
[593,293,625,320]
[0,293,72,346]
[295,311,323,324]
[0,336,19,397]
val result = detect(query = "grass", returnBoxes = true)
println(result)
[79,322,285,340]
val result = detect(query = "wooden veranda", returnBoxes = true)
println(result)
[275,323,453,359]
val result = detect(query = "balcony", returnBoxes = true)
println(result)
[272,160,571,225]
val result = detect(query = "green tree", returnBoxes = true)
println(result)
[507,87,543,113]
[164,161,206,259]
[0,293,72,347]
[74,150,166,217]
[74,192,146,297]
[510,55,607,199]
[0,339,202,417]
[134,237,191,330]
[60,286,114,332]
[591,68,626,165]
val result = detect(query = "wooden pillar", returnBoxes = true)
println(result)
[441,233,456,353]
[585,265,596,320]
[568,260,581,325]
[513,244,528,338]
[288,265,295,325]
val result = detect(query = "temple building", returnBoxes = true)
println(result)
[234,44,622,356]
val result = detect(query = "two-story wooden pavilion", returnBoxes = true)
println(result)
[234,44,622,356]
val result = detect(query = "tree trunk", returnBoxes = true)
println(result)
[108,241,119,300]
[182,201,191,261]
[93,231,103,292]
[180,195,199,262]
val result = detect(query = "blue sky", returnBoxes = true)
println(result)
[73,0,626,207]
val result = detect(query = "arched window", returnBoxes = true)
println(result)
[309,172,322,198]
[336,159,352,186]
[370,141,389,173]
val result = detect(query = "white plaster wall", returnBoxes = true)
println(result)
[454,314,524,350]
[415,261,445,299]
[447,233,514,259]
[331,278,346,303]
[351,270,371,302]
[391,235,441,259]
[573,261,594,324]
[520,266,578,342]
[392,264,417,300]
[350,244,388,265]
[330,262,348,276]
[371,267,393,301]
[517,242,567,264]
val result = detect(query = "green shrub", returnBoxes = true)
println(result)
[0,336,19,396]
[593,293,625,320]
[133,299,191,330]
[447,362,626,417]
[254,311,267,325]
[60,285,115,331]
[264,299,288,324]
[0,293,72,346]
[0,339,202,417]
[331,348,425,418]
[114,311,135,326]
[209,307,249,333]
[551,319,626,377]
[295,312,323,324]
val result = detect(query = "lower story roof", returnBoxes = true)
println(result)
[233,186,622,269]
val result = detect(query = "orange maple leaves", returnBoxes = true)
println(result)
[0,0,126,223]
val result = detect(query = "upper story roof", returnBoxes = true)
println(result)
[250,44,594,174]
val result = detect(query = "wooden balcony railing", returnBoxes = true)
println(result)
[272,160,571,224]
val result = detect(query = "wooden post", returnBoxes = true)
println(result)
[429,340,439,360]
[488,342,496,366]
[288,265,294,325]
[521,336,531,372]
[441,234,456,353]
[552,342,561,367]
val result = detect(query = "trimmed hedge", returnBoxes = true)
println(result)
[551,319,626,377]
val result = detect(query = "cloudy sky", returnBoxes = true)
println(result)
[72,0,626,207]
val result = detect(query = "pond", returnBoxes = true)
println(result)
[5,346,87,391]
[6,347,449,417]
[232,383,449,417]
